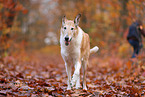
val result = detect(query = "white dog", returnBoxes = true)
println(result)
[60,14,99,90]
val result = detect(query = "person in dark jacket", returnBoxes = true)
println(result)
[127,20,145,58]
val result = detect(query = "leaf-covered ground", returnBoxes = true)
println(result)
[0,46,145,97]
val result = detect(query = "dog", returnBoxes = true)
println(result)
[60,14,99,90]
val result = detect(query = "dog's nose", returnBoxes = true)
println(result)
[65,36,69,41]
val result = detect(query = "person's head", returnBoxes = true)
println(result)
[135,20,142,26]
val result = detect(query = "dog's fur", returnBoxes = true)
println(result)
[60,14,99,90]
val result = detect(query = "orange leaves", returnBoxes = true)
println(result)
[15,4,23,11]
[126,60,132,69]
[2,0,29,15]
[22,9,28,14]
[0,0,29,56]
[15,3,28,14]
[89,48,145,96]
[1,0,28,21]
[0,46,145,96]
[3,0,16,9]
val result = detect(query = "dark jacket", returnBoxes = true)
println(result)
[127,22,145,43]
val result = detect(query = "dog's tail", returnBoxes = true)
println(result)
[90,46,99,54]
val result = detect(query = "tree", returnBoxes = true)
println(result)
[119,0,129,36]
[0,0,17,55]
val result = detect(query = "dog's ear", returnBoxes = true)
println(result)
[74,14,81,27]
[62,15,66,27]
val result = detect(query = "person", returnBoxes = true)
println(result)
[127,20,145,58]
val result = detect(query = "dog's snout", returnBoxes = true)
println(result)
[65,36,69,41]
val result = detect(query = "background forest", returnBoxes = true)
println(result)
[0,0,145,96]
[0,0,145,56]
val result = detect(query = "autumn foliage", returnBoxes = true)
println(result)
[0,0,145,96]
[0,46,145,96]
[0,0,28,55]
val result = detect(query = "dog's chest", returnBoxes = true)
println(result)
[61,41,81,56]
[61,46,80,64]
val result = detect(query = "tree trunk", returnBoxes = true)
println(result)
[119,0,129,37]
[0,0,17,56]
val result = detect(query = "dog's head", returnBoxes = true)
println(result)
[61,14,81,46]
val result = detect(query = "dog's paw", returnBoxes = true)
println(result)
[76,83,81,89]
[71,74,79,87]
[70,80,75,87]
[76,80,81,89]
[75,85,81,89]
[83,86,87,90]
[67,86,71,90]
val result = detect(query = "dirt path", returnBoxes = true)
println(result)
[0,46,145,96]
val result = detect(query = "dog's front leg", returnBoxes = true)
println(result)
[65,62,71,90]
[76,73,81,89]
[71,61,81,89]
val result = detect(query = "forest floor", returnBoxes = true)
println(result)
[0,45,145,96]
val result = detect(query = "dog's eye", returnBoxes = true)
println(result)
[64,27,66,30]
[71,28,74,30]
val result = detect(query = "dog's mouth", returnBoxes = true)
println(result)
[65,38,72,46]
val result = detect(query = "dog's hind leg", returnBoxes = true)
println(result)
[71,61,81,88]
[65,63,71,90]
[82,60,88,90]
